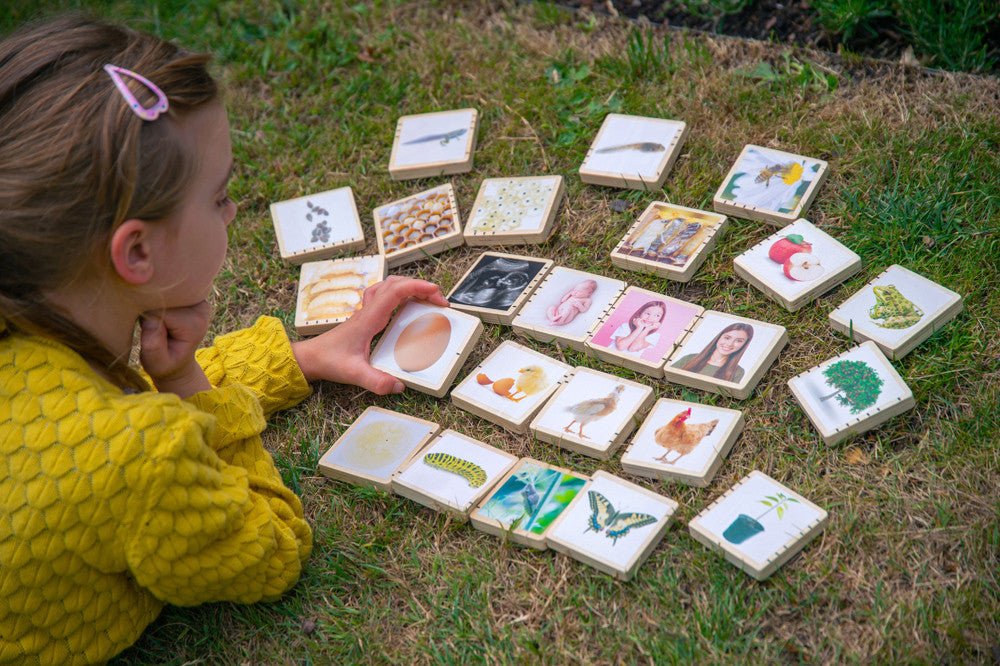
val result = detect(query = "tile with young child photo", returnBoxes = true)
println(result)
[688,471,828,580]
[464,176,564,245]
[610,202,727,282]
[828,265,963,359]
[370,301,483,397]
[389,108,478,179]
[585,286,703,375]
[270,186,365,263]
[511,267,625,351]
[663,311,786,399]
[733,219,861,311]
[294,255,385,335]
[447,253,552,324]
[529,368,653,459]
[713,145,827,225]
[318,407,439,491]
[451,340,572,433]
[620,398,744,487]
[579,114,687,190]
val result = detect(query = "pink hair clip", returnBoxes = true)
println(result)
[103,64,169,121]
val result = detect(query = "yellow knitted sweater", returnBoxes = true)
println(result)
[0,316,313,665]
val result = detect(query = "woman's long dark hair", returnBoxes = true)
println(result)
[680,323,754,381]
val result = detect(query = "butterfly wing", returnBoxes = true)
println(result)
[586,491,615,534]
[605,512,658,545]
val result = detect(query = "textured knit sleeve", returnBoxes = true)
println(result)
[123,386,312,606]
[195,316,311,417]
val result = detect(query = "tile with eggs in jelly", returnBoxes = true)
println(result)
[370,301,484,398]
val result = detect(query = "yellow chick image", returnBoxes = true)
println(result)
[476,365,548,402]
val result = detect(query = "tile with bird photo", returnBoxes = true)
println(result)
[585,286,703,376]
[733,218,861,311]
[373,184,464,268]
[610,202,727,282]
[391,430,518,519]
[450,340,572,433]
[270,186,365,263]
[529,367,654,459]
[469,458,588,549]
[546,471,678,581]
[620,398,744,487]
[511,266,626,352]
[294,255,385,335]
[787,341,914,445]
[828,264,963,360]
[446,252,553,325]
[464,176,564,246]
[688,470,828,580]
[318,407,439,491]
[713,145,828,226]
[662,311,787,400]
[370,301,483,398]
[388,108,478,180]
[579,114,688,190]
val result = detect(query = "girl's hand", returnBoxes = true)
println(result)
[291,276,449,394]
[140,300,212,398]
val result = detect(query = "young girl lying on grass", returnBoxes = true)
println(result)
[0,15,447,664]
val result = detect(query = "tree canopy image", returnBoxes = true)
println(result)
[820,360,884,414]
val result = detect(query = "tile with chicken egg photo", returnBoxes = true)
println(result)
[733,219,862,311]
[620,398,744,487]
[529,367,654,459]
[662,311,787,400]
[370,301,483,398]
[450,340,572,433]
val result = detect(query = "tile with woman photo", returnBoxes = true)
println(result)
[662,311,787,399]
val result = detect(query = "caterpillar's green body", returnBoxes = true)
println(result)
[423,452,487,488]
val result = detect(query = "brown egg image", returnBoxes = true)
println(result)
[393,312,452,372]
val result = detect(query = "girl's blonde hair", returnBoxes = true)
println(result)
[0,14,219,390]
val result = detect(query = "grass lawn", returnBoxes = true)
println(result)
[5,0,999,663]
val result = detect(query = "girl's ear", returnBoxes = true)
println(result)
[110,219,155,285]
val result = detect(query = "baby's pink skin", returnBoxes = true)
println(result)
[546,280,598,325]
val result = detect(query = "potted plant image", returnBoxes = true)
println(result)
[723,492,800,544]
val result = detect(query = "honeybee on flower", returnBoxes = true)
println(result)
[721,147,820,214]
